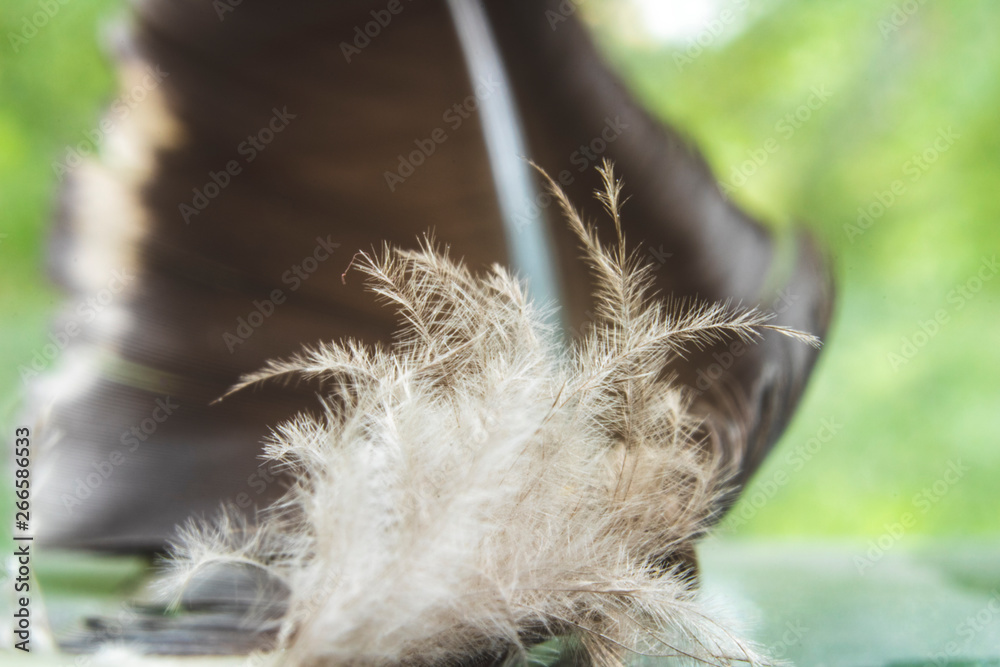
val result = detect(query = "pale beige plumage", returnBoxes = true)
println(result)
[159,163,817,666]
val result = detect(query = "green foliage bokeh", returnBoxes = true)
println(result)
[589,0,1000,536]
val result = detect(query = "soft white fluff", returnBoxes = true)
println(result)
[160,163,816,666]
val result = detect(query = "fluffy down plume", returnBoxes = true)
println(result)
[159,163,817,666]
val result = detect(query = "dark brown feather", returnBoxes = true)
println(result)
[33,0,832,564]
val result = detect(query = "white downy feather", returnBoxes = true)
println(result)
[159,163,817,666]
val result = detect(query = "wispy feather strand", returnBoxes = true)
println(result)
[160,162,817,666]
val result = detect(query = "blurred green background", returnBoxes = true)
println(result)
[1,0,997,544]
[583,0,1000,538]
